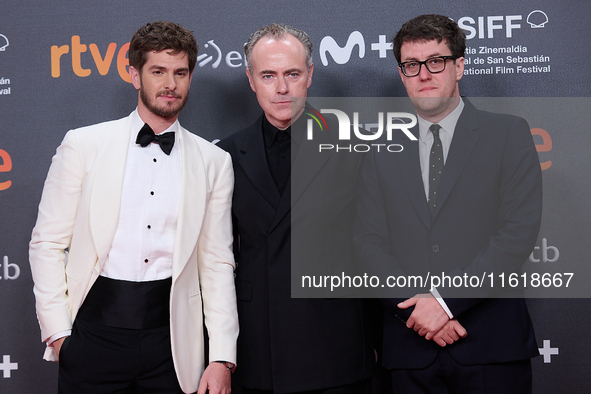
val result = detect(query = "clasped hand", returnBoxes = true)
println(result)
[398,293,467,347]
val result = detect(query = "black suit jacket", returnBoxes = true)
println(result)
[354,99,542,369]
[218,114,375,393]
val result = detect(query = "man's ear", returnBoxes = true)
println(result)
[129,66,141,90]
[455,57,465,82]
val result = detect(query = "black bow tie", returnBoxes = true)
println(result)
[136,123,175,155]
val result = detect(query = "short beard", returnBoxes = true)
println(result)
[140,82,189,118]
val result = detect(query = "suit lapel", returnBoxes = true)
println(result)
[433,100,480,218]
[397,128,432,228]
[269,115,331,233]
[173,127,206,279]
[237,116,282,210]
[89,116,131,265]
[271,120,330,231]
[290,123,331,207]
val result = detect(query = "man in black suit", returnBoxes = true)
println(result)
[354,15,542,393]
[218,23,375,394]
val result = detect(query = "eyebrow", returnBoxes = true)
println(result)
[259,68,303,75]
[148,65,190,73]
[403,53,448,62]
[284,68,302,74]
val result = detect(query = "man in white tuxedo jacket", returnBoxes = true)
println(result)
[29,21,238,394]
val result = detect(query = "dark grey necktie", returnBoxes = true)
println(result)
[428,124,444,217]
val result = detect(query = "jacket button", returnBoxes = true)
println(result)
[432,245,440,253]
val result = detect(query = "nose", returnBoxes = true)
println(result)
[164,73,177,91]
[418,63,432,81]
[277,76,288,94]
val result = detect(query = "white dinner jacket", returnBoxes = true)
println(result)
[29,113,238,393]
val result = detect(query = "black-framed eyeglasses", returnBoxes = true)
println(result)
[398,56,457,77]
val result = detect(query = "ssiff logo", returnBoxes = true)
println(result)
[305,109,417,153]
[455,10,548,39]
[527,10,548,28]
[0,34,8,51]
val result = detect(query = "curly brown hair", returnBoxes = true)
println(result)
[129,21,198,73]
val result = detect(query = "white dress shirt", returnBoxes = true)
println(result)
[417,98,464,319]
[101,109,182,281]
[418,98,464,200]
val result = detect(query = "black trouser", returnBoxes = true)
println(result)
[389,349,532,394]
[240,378,372,394]
[58,276,182,394]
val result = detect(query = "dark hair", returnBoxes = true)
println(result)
[244,23,313,73]
[392,14,466,63]
[129,21,198,73]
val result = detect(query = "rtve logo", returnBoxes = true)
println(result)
[51,36,131,82]
[0,149,12,191]
[51,36,245,81]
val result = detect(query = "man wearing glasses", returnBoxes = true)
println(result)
[354,14,542,393]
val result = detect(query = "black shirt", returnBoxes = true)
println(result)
[262,116,292,195]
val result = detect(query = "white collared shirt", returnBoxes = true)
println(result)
[101,109,182,281]
[418,98,464,200]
